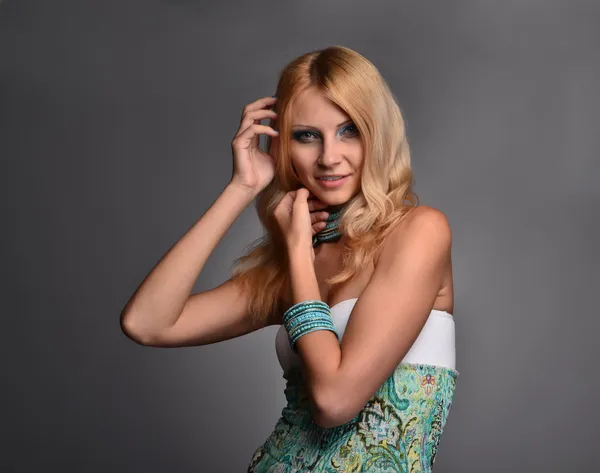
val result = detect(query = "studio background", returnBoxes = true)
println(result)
[2,1,598,472]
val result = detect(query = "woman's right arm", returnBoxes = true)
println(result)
[120,182,274,347]
[120,95,281,347]
[120,95,330,348]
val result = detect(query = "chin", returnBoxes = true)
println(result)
[311,192,353,207]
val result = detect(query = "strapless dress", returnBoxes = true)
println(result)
[247,298,459,473]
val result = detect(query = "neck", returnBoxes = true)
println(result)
[326,203,346,213]
[312,201,349,248]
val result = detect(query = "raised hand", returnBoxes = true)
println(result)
[273,188,330,262]
[230,96,279,195]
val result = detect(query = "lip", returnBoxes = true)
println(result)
[316,174,350,189]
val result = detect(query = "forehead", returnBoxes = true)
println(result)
[290,87,349,125]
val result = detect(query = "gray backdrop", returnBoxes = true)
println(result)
[2,1,598,472]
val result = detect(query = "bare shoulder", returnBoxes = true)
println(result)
[386,205,453,301]
[373,205,451,271]
[404,204,450,228]
[385,205,451,249]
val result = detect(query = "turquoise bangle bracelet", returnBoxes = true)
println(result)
[283,300,338,353]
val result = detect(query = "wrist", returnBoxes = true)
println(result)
[288,249,319,304]
[288,245,314,265]
[225,180,260,201]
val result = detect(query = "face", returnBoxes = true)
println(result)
[288,87,364,207]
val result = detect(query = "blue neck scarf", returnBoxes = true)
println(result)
[312,204,346,248]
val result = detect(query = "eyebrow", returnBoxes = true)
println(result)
[291,119,353,130]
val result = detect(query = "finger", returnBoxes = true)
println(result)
[233,123,279,148]
[310,211,329,224]
[240,96,277,119]
[307,198,329,212]
[236,110,278,139]
[235,109,278,138]
[238,97,277,149]
[293,188,310,209]
[274,191,296,212]
[312,221,327,235]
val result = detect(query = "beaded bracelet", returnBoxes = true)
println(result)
[283,300,338,353]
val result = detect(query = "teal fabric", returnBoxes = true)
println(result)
[312,206,344,248]
[247,362,458,472]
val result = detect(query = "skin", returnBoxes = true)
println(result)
[288,86,364,210]
[273,87,365,257]
[272,90,453,429]
[120,91,453,431]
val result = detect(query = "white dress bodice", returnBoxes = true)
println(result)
[275,298,456,373]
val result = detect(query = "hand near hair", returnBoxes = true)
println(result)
[273,188,330,262]
[230,95,279,195]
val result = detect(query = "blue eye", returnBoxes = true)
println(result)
[341,124,359,136]
[292,131,318,142]
[292,123,359,143]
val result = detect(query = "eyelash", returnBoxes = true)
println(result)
[293,124,359,142]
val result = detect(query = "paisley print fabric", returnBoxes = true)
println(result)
[247,362,458,472]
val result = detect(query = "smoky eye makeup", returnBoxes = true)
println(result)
[291,123,359,142]
[339,123,359,136]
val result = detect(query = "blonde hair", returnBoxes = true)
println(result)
[230,45,419,325]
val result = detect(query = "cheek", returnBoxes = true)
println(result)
[348,158,363,177]
[289,149,315,175]
[354,144,365,167]
[288,158,306,184]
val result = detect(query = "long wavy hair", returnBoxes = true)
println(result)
[230,45,419,325]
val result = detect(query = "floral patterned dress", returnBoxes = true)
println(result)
[247,361,458,473]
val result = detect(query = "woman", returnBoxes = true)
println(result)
[121,45,458,472]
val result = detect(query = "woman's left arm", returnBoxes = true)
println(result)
[289,207,452,428]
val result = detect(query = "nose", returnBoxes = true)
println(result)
[318,136,344,167]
